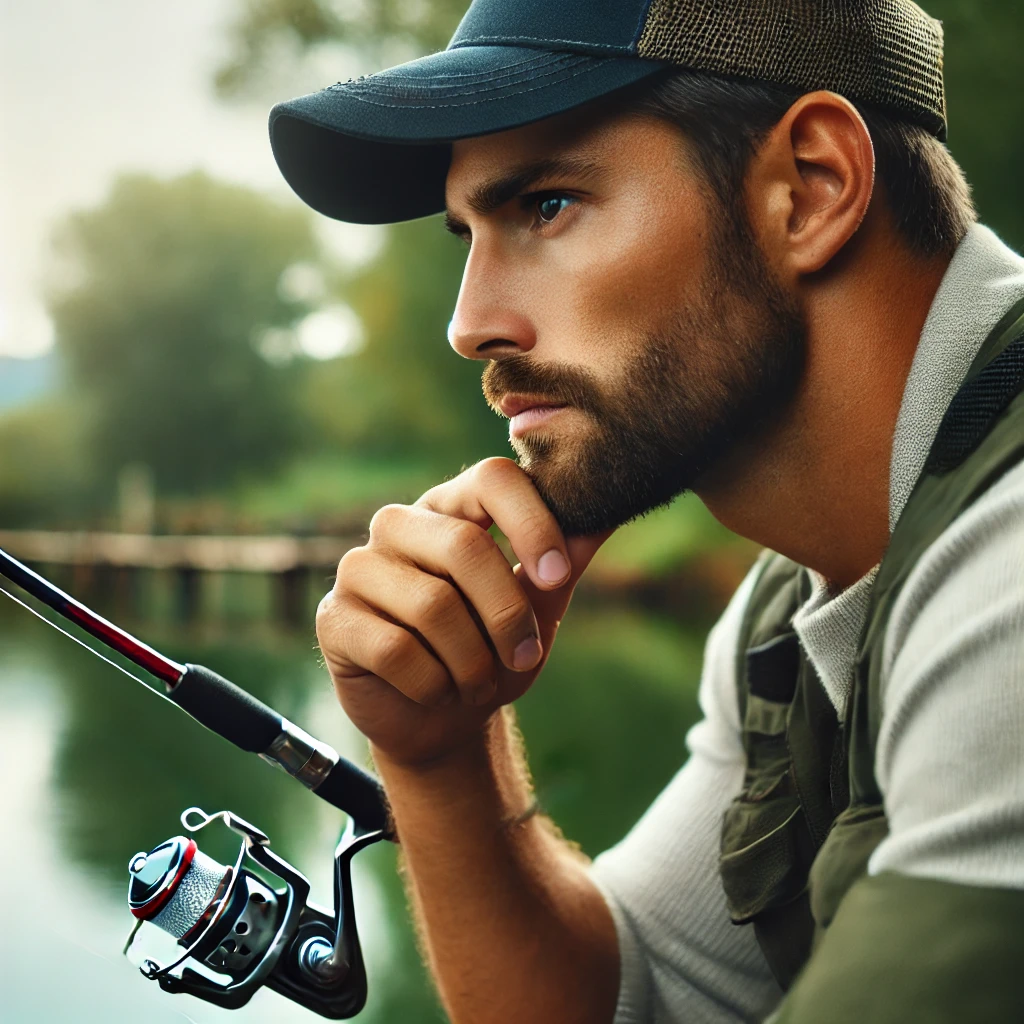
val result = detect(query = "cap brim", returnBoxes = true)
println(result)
[270,46,664,225]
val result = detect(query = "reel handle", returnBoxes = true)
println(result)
[170,664,391,836]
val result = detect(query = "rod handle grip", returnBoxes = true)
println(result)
[170,664,392,836]
[170,663,283,752]
[315,760,391,837]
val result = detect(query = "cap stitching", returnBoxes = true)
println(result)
[361,53,583,87]
[334,60,625,111]
[348,72,590,101]
[450,35,632,53]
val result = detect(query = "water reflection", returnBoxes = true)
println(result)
[0,592,706,1022]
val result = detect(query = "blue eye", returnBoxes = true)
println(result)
[537,195,574,224]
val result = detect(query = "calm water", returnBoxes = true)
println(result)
[0,587,707,1023]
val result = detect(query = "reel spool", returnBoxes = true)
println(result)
[124,807,383,1018]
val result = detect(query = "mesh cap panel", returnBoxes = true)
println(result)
[637,0,946,138]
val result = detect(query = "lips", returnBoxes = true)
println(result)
[496,395,567,419]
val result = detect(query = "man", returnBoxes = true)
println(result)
[270,2,1024,1021]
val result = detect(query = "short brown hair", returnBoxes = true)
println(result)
[627,69,975,260]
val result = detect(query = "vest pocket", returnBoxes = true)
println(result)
[721,792,813,923]
[808,803,888,933]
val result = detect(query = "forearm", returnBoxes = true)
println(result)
[373,708,620,1024]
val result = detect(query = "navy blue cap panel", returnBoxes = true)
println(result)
[269,47,664,223]
[450,0,654,54]
[271,117,451,224]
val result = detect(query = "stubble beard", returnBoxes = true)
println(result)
[482,215,807,537]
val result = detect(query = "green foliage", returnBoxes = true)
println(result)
[0,398,94,525]
[308,215,507,469]
[233,451,439,529]
[215,0,467,98]
[48,172,319,497]
[928,1,1024,249]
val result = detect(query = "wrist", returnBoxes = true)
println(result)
[370,715,497,778]
[371,710,538,840]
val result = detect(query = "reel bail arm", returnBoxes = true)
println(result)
[125,806,384,1019]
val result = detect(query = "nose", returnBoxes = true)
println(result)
[447,247,536,360]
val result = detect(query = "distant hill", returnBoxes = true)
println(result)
[0,354,58,412]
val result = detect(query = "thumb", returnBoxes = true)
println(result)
[516,531,612,639]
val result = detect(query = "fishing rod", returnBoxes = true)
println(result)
[0,544,391,1019]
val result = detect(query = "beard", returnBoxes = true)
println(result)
[481,211,806,537]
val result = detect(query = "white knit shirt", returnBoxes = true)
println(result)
[590,224,1024,1024]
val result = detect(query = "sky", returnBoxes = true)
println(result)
[0,0,383,359]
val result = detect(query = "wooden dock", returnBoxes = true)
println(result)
[0,529,362,625]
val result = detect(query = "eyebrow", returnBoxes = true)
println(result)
[444,156,603,238]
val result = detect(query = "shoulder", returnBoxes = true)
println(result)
[882,456,1024,683]
[872,458,1024,886]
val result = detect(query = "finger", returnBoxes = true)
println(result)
[338,546,500,706]
[513,532,612,643]
[368,504,543,676]
[418,458,570,592]
[316,593,455,708]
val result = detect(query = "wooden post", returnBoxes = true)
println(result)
[277,566,307,629]
[177,567,201,623]
[114,566,140,620]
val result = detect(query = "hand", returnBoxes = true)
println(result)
[316,458,609,767]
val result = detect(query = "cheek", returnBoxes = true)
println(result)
[532,187,710,368]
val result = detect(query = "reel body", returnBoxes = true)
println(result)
[125,807,383,1018]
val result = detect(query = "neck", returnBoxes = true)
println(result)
[696,214,952,592]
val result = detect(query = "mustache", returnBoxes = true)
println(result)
[481,356,605,418]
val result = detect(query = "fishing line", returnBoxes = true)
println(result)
[0,553,388,1016]
[0,581,183,712]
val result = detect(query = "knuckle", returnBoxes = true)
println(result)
[415,479,454,510]
[448,520,496,565]
[374,628,417,677]
[335,544,369,585]
[315,591,336,635]
[474,456,518,486]
[316,600,359,672]
[368,503,407,540]
[487,593,531,635]
[455,651,495,689]
[411,577,456,624]
[517,507,556,541]
[415,664,453,705]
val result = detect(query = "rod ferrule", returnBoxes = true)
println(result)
[260,719,339,790]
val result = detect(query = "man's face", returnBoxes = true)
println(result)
[445,105,805,536]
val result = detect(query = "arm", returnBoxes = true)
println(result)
[375,710,619,1024]
[316,458,618,1024]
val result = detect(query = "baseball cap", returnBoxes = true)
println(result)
[270,0,946,225]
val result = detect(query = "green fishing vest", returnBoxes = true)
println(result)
[719,296,1024,1016]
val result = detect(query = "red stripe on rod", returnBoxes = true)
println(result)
[0,546,185,685]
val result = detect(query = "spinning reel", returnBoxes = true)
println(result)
[125,807,384,1018]
[0,546,393,1019]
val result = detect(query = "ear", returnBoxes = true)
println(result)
[748,91,876,278]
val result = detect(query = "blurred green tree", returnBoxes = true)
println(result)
[930,0,1024,249]
[215,0,466,98]
[48,172,320,497]
[0,397,93,526]
[306,217,507,469]
[217,0,508,477]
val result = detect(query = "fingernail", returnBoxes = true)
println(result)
[470,681,497,707]
[513,636,542,672]
[538,549,569,585]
